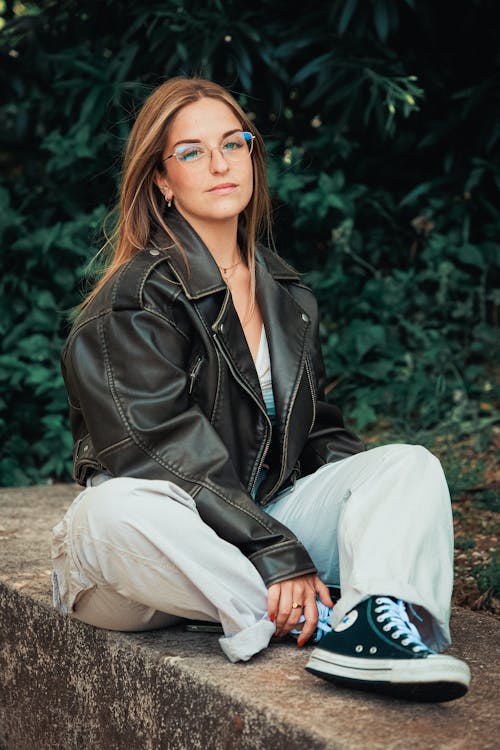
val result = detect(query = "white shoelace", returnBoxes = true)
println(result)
[373,597,432,653]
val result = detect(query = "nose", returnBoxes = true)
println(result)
[209,147,230,174]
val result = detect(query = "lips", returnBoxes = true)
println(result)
[208,183,238,193]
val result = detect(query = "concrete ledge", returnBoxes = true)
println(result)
[0,484,499,750]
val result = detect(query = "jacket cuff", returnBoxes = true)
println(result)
[249,540,317,587]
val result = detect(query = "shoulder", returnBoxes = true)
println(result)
[77,249,182,319]
[61,248,193,368]
[63,249,188,355]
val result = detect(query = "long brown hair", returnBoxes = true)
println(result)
[75,77,272,316]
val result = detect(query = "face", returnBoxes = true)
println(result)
[156,97,254,229]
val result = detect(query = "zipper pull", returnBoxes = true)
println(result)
[188,356,203,394]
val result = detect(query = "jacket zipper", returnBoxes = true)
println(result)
[304,355,317,435]
[260,352,306,505]
[212,290,272,495]
[258,319,314,505]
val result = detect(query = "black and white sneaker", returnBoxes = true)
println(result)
[306,596,471,702]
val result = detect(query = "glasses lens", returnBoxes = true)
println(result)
[221,132,254,159]
[175,144,207,162]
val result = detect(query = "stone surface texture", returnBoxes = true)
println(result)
[0,484,499,750]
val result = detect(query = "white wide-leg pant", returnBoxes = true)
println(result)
[51,444,454,662]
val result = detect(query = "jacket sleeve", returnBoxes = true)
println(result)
[299,306,366,476]
[64,306,317,587]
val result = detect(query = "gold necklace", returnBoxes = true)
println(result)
[216,252,242,281]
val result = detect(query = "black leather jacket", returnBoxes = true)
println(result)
[61,209,364,586]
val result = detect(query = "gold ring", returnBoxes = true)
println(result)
[291,601,302,609]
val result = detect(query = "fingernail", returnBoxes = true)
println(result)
[270,613,275,623]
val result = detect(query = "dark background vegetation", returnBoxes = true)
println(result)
[1,1,498,605]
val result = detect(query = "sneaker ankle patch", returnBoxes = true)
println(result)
[334,609,358,632]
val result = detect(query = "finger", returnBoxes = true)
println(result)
[275,583,293,635]
[267,584,281,623]
[297,598,319,646]
[279,583,312,638]
[275,580,307,636]
[281,595,306,635]
[315,578,334,608]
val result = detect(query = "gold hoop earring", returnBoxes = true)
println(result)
[160,186,171,207]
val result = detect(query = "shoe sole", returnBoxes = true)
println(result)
[306,650,470,702]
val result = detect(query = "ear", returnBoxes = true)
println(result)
[153,169,169,196]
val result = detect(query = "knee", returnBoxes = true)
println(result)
[394,445,451,513]
[71,477,142,541]
[390,443,443,472]
[412,444,444,476]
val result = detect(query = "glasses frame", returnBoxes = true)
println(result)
[163,131,256,165]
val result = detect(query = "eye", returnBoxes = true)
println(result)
[176,145,204,161]
[221,135,245,152]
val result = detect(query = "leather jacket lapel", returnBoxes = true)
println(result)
[152,207,227,299]
[210,288,264,408]
[255,260,310,428]
[208,261,310,426]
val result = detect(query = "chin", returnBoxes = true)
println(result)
[183,201,250,224]
[209,206,247,221]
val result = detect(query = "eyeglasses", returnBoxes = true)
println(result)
[164,131,255,166]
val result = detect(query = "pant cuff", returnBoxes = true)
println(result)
[219,616,275,663]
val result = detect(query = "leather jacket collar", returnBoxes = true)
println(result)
[150,206,302,300]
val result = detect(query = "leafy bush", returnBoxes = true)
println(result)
[0,0,498,485]
[472,551,500,600]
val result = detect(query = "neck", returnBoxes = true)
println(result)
[176,210,241,268]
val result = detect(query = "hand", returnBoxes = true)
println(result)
[267,574,334,647]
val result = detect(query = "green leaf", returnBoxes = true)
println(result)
[350,402,378,430]
[292,53,333,84]
[338,0,358,35]
[455,245,486,268]
[354,325,387,359]
[399,182,432,207]
[373,0,390,42]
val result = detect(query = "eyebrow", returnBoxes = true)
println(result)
[171,128,242,149]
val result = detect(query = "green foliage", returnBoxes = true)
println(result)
[0,0,498,485]
[455,538,476,551]
[470,490,500,514]
[472,551,500,599]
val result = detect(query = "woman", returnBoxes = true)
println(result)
[51,77,470,702]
